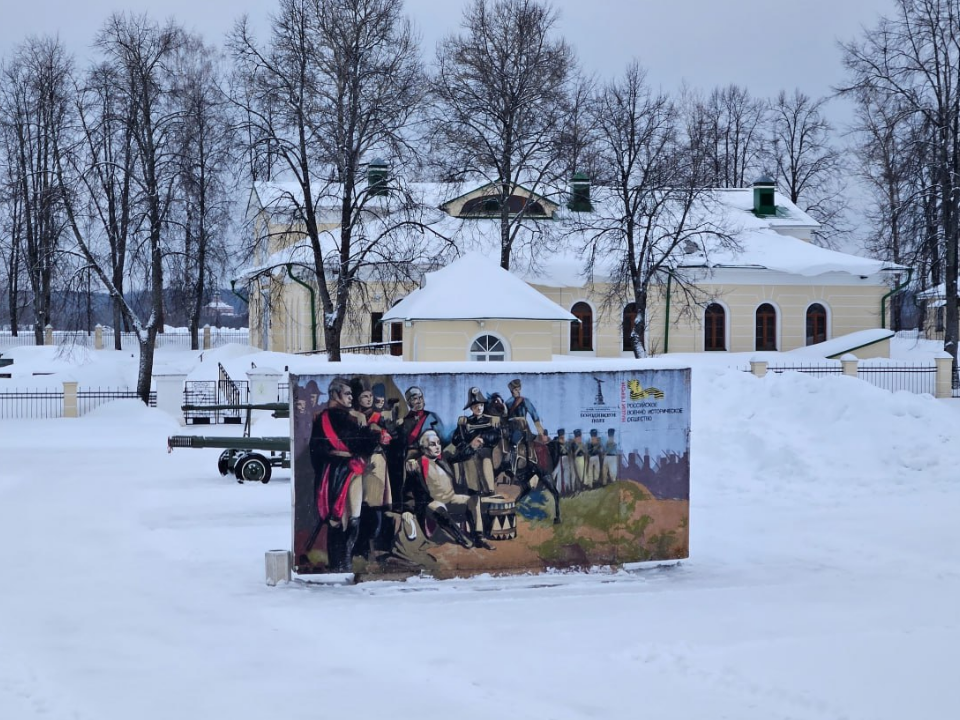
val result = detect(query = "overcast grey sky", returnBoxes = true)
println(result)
[2,0,895,109]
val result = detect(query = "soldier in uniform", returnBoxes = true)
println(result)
[505,378,551,470]
[305,379,322,418]
[452,387,502,497]
[390,385,448,511]
[401,430,494,550]
[586,428,603,488]
[351,378,394,558]
[603,428,620,485]
[568,429,586,493]
[549,428,569,495]
[304,377,382,572]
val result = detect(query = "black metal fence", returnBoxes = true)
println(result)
[77,388,157,415]
[766,362,844,378]
[0,389,63,419]
[745,360,940,396]
[857,364,937,395]
[182,379,250,424]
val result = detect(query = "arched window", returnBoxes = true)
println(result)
[705,303,726,351]
[570,302,593,351]
[622,303,638,351]
[755,303,777,351]
[461,194,548,217]
[806,303,827,345]
[470,334,506,361]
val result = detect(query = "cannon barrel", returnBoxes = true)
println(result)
[167,435,290,452]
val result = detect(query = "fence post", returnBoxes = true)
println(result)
[203,324,212,350]
[44,324,54,346]
[63,380,78,418]
[154,372,188,424]
[94,324,104,351]
[750,359,768,378]
[935,353,953,399]
[841,354,859,378]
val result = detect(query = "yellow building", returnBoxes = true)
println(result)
[238,175,906,361]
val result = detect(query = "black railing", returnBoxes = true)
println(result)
[300,340,401,356]
[752,363,844,378]
[77,388,157,415]
[183,377,249,424]
[0,389,63,419]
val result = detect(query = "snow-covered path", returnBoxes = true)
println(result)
[1,365,958,719]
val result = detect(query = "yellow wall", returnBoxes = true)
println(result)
[648,282,886,353]
[404,319,559,361]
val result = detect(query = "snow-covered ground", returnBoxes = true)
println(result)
[1,343,958,719]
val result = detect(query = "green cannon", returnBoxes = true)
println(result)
[168,402,291,484]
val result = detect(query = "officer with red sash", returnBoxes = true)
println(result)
[305,377,381,572]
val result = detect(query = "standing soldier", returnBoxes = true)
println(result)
[586,429,603,488]
[602,428,620,485]
[505,378,550,470]
[452,387,501,496]
[351,378,394,558]
[304,377,382,572]
[549,428,570,495]
[568,429,586,493]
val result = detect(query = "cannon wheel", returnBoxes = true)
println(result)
[217,450,232,476]
[236,454,272,484]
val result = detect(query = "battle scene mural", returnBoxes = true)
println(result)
[290,369,690,579]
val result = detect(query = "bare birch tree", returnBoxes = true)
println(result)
[231,0,429,360]
[765,90,847,247]
[169,35,236,349]
[0,38,72,344]
[840,0,960,369]
[581,62,734,357]
[57,14,184,402]
[430,0,575,270]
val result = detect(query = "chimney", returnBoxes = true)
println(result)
[752,175,777,216]
[568,172,592,212]
[368,159,388,197]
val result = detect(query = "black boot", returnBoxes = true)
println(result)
[327,527,345,571]
[434,511,473,548]
[343,517,361,572]
[472,531,495,550]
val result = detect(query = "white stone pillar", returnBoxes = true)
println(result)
[247,367,283,405]
[203,324,212,350]
[44,324,54,346]
[750,359,768,378]
[840,354,859,378]
[154,372,188,424]
[62,380,79,418]
[94,324,104,351]
[935,353,953,399]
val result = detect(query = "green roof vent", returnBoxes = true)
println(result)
[368,159,389,197]
[568,172,592,212]
[753,175,777,216]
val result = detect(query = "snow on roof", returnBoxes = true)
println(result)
[243,180,900,287]
[686,226,891,277]
[786,329,895,359]
[381,252,576,322]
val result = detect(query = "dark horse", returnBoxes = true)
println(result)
[484,392,562,524]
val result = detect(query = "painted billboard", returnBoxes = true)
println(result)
[291,368,690,579]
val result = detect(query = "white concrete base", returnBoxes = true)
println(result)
[265,550,292,586]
